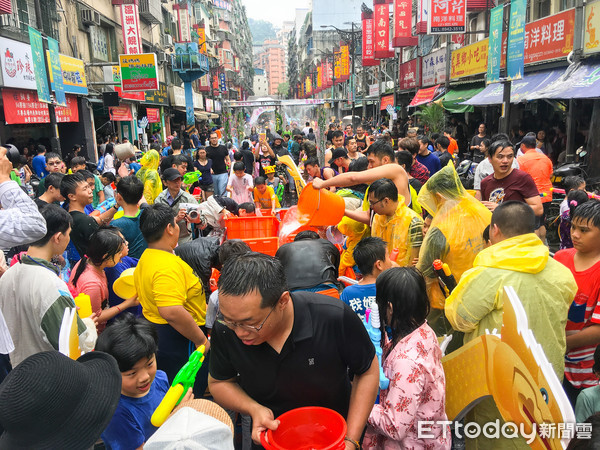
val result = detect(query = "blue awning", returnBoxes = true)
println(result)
[463,69,564,106]
[528,63,600,100]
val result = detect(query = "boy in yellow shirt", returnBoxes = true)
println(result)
[368,178,423,266]
[253,176,280,213]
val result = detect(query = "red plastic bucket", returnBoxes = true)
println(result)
[260,407,347,450]
[297,183,345,227]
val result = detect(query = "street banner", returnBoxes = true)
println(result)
[27,27,50,103]
[361,10,378,66]
[47,37,66,106]
[393,0,418,47]
[340,44,350,81]
[3,89,78,124]
[487,4,503,84]
[198,26,207,54]
[306,75,312,95]
[326,60,333,88]
[507,0,526,80]
[48,54,88,95]
[399,58,418,90]
[417,0,428,33]
[334,49,341,81]
[119,53,159,91]
[199,74,210,92]
[428,0,466,34]
[421,48,446,86]
[176,6,191,42]
[409,85,440,107]
[109,105,133,121]
[451,38,488,79]
[120,3,142,54]
[317,65,323,91]
[380,94,394,111]
[219,72,227,92]
[373,0,394,59]
[586,1,600,54]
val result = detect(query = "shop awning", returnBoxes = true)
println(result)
[463,69,564,106]
[527,63,600,100]
[439,86,485,113]
[408,85,441,107]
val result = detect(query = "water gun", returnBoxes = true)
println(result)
[362,304,389,395]
[433,259,457,298]
[90,197,116,217]
[151,345,206,427]
[389,247,399,263]
[183,170,202,185]
[551,187,600,200]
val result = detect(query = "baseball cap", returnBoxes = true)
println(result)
[163,168,182,181]
[328,148,349,164]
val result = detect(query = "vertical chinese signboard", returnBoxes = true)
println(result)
[507,0,526,80]
[198,26,207,54]
[120,3,142,54]
[362,10,378,66]
[429,0,466,34]
[340,44,350,81]
[399,59,418,91]
[373,0,394,59]
[393,0,417,47]
[334,49,341,81]
[177,6,191,42]
[487,4,503,84]
[585,1,600,54]
[47,37,66,106]
[28,27,50,103]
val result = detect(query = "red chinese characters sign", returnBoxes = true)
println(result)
[109,105,133,121]
[393,0,417,47]
[428,0,466,34]
[399,59,419,90]
[500,8,575,67]
[147,108,160,123]
[3,89,78,124]
[373,0,394,59]
[362,11,378,66]
[120,3,142,54]
[380,94,395,111]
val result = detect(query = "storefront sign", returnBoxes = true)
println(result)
[3,88,78,124]
[47,37,66,106]
[317,65,323,91]
[422,48,446,86]
[206,98,213,112]
[48,54,88,95]
[487,5,503,84]
[144,82,168,105]
[399,58,418,90]
[362,10,378,66]
[219,73,227,92]
[0,38,35,91]
[119,53,159,91]
[27,27,50,103]
[109,105,133,121]
[169,86,203,109]
[409,85,440,107]
[586,2,600,54]
[177,6,191,42]
[105,65,145,101]
[340,45,350,81]
[417,0,429,33]
[199,74,210,92]
[197,26,207,54]
[507,0,526,80]
[393,0,418,47]
[334,49,341,81]
[120,3,142,54]
[146,108,160,123]
[373,0,394,59]
[380,94,395,111]
[429,0,466,34]
[450,38,488,79]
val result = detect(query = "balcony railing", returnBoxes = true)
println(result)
[171,52,210,73]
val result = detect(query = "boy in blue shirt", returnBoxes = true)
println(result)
[96,314,192,449]
[340,237,393,321]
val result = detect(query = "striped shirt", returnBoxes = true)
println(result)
[0,180,46,250]
[555,248,600,388]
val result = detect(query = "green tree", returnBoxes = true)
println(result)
[287,29,298,98]
[414,103,446,134]
[277,82,289,98]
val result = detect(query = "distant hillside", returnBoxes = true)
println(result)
[248,18,277,45]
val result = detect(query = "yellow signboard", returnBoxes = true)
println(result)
[47,53,88,95]
[450,38,489,80]
[585,1,600,55]
[198,27,207,55]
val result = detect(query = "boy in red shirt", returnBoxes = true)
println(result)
[555,200,600,406]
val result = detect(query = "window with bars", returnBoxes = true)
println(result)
[13,0,57,38]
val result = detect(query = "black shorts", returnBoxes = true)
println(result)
[535,202,550,229]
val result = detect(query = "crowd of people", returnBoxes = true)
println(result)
[0,114,598,450]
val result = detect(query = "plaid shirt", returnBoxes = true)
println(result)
[410,160,430,184]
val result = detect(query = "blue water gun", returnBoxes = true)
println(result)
[91,197,116,217]
[363,303,389,392]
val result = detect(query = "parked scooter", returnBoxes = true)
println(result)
[456,159,478,189]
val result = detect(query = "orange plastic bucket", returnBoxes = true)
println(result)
[260,407,347,450]
[297,183,345,227]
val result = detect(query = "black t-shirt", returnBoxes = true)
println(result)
[207,145,229,174]
[209,291,375,419]
[258,154,277,178]
[70,210,99,257]
[354,135,368,152]
[436,150,453,168]
[160,152,194,175]
[34,198,48,209]
[471,134,487,150]
[275,239,340,290]
[240,149,255,175]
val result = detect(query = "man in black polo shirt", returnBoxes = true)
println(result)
[206,132,230,196]
[209,253,378,449]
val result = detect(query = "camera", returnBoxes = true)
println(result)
[180,203,207,225]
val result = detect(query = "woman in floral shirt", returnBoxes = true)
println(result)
[363,267,450,449]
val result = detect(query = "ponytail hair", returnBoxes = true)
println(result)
[567,189,589,219]
[71,227,124,286]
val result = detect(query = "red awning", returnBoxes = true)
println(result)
[409,85,440,107]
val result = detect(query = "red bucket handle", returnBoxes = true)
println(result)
[260,430,274,450]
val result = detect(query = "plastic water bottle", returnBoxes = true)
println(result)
[26,183,34,198]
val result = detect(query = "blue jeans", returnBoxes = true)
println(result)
[212,173,228,197]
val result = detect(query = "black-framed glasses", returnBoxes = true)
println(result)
[369,198,384,207]
[216,304,277,333]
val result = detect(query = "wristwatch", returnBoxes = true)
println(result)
[112,204,119,211]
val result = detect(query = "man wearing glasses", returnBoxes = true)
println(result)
[35,152,64,197]
[209,253,379,450]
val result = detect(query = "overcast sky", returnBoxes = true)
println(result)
[242,0,311,27]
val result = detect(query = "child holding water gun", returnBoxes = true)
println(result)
[96,314,193,449]
[363,267,449,449]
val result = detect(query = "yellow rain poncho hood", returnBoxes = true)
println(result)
[417,163,491,309]
[137,150,162,204]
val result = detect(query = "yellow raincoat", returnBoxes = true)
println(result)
[417,164,491,310]
[371,194,423,267]
[337,216,369,276]
[445,233,577,449]
[136,150,162,205]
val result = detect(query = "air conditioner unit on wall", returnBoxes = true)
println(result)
[81,8,101,26]
[161,34,173,47]
[157,52,168,63]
